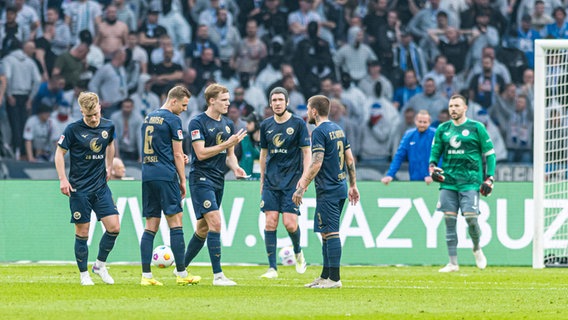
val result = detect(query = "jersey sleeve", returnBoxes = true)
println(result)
[298,120,311,148]
[57,124,73,150]
[477,122,495,156]
[188,118,204,142]
[429,124,444,164]
[171,115,183,141]
[108,123,115,143]
[259,121,268,149]
[311,128,326,154]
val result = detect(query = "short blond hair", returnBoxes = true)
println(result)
[78,92,99,113]
[167,85,191,102]
[204,83,228,105]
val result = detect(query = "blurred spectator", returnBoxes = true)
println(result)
[469,107,508,163]
[265,63,300,97]
[4,39,41,158]
[235,19,267,75]
[424,55,448,87]
[281,74,306,114]
[89,49,128,117]
[438,64,462,99]
[402,78,448,118]
[430,109,450,128]
[23,104,52,162]
[198,0,235,27]
[1,7,26,57]
[393,70,422,110]
[336,72,367,124]
[9,0,40,41]
[81,29,105,70]
[238,112,262,179]
[62,79,88,121]
[529,0,554,32]
[397,107,417,138]
[490,83,518,136]
[96,4,129,59]
[231,86,254,117]
[460,0,508,36]
[359,60,393,100]
[542,7,568,39]
[241,73,268,113]
[395,29,428,83]
[114,0,137,32]
[373,10,400,81]
[497,94,533,163]
[334,26,377,82]
[124,48,141,94]
[193,47,219,93]
[418,10,450,65]
[126,31,148,74]
[310,0,340,48]
[247,0,289,41]
[138,8,168,59]
[467,56,505,109]
[151,45,183,100]
[518,68,534,105]
[381,109,435,184]
[505,14,540,69]
[158,0,192,49]
[150,34,185,67]
[110,157,127,180]
[318,77,334,98]
[465,9,500,72]
[467,46,511,85]
[52,42,89,91]
[215,61,240,96]
[288,0,322,46]
[363,0,388,49]
[64,0,103,44]
[0,64,9,149]
[32,75,66,114]
[34,22,57,81]
[227,104,246,132]
[390,0,421,25]
[208,7,241,63]
[184,24,219,68]
[111,98,143,161]
[428,26,470,74]
[130,73,160,117]
[45,7,72,56]
[408,0,457,41]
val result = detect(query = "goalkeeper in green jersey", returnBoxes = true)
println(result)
[429,94,496,273]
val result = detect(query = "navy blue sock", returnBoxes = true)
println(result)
[288,227,301,254]
[140,229,155,273]
[327,235,342,281]
[207,231,222,274]
[320,238,329,279]
[75,235,89,272]
[184,233,206,267]
[97,231,118,262]
[169,227,186,273]
[264,230,277,270]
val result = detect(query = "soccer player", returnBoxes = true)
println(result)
[429,94,496,272]
[54,92,120,286]
[292,95,360,289]
[258,87,311,279]
[381,110,436,185]
[139,85,201,286]
[184,83,247,286]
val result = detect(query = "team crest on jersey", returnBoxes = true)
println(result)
[90,138,102,153]
[101,130,108,139]
[462,129,470,137]
[191,130,201,140]
[73,211,81,220]
[177,130,183,139]
[260,200,264,208]
[286,127,294,135]
[272,133,285,147]
[58,135,65,144]
[449,136,461,149]
[203,200,211,209]
[225,126,230,133]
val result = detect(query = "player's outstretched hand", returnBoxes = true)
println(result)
[183,154,189,164]
[292,185,305,206]
[429,164,445,183]
[227,129,247,147]
[59,178,75,196]
[480,176,494,197]
[349,186,360,205]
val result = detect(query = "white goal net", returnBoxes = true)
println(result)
[534,40,568,268]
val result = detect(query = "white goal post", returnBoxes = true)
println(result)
[534,39,568,268]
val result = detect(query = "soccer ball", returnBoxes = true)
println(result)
[152,245,174,268]
[278,246,296,266]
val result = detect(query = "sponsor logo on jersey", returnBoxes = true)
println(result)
[101,130,108,139]
[410,141,416,145]
[286,127,294,135]
[81,134,88,138]
[191,130,201,140]
[203,200,211,209]
[177,130,183,139]
[267,130,274,134]
[449,136,461,149]
[58,135,65,144]
[73,211,81,220]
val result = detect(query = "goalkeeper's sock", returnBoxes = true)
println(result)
[140,229,156,273]
[445,215,458,258]
[185,233,206,267]
[288,227,302,254]
[97,231,118,263]
[207,231,222,274]
[264,230,277,270]
[75,235,89,272]
[466,217,481,251]
[169,227,186,273]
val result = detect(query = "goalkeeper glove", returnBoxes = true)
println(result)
[429,163,445,183]
[480,176,494,196]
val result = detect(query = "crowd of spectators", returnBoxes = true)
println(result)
[0,0,556,175]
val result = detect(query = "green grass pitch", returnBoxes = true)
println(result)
[1,264,567,319]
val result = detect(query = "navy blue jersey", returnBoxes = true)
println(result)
[189,113,235,188]
[141,108,184,182]
[311,121,349,200]
[57,118,115,194]
[260,114,310,190]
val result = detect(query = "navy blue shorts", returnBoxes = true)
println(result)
[314,198,346,233]
[261,188,300,214]
[69,185,118,224]
[142,180,183,217]
[190,183,224,220]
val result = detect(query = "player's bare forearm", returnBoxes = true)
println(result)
[172,141,186,185]
[105,142,115,181]
[298,152,324,189]
[193,129,247,160]
[259,149,268,194]
[345,149,357,187]
[55,147,73,196]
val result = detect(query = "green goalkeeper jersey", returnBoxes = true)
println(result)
[429,119,495,192]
